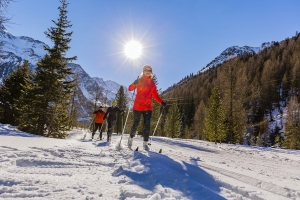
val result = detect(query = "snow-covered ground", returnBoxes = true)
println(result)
[0,123,299,200]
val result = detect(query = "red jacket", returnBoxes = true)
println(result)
[128,75,163,111]
[93,110,106,123]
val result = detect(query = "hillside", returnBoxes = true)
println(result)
[161,34,300,148]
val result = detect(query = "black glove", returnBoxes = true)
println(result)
[161,101,166,108]
[120,109,124,114]
[134,79,138,85]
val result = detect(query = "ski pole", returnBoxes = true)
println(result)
[148,105,165,146]
[118,76,139,147]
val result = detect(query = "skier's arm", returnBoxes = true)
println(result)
[128,82,136,91]
[129,77,139,91]
[103,108,110,120]
[151,84,163,104]
[102,112,108,120]
[118,107,124,113]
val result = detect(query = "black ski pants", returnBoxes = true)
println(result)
[130,110,152,141]
[107,119,116,142]
[92,123,103,138]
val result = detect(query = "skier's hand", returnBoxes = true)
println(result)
[160,101,166,113]
[134,79,138,85]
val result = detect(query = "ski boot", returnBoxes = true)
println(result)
[143,141,150,151]
[107,137,111,146]
[128,137,133,149]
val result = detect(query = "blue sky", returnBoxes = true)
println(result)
[6,0,300,91]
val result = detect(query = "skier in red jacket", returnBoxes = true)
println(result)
[92,106,106,140]
[127,65,166,150]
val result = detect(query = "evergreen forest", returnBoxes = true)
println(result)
[158,34,300,150]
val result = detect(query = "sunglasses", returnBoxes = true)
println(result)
[144,69,152,73]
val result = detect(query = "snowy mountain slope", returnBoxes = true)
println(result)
[0,123,299,199]
[199,43,272,73]
[0,24,127,118]
[93,77,126,103]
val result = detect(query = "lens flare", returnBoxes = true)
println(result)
[124,41,142,59]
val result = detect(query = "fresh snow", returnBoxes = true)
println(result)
[0,123,299,200]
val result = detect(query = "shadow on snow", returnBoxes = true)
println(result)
[114,151,225,200]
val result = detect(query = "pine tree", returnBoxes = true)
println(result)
[19,0,77,137]
[218,60,247,144]
[184,125,192,139]
[152,74,161,92]
[0,60,32,126]
[186,98,195,127]
[256,132,262,147]
[258,116,269,147]
[68,73,80,129]
[17,69,37,133]
[274,135,282,147]
[165,102,181,138]
[115,86,127,134]
[284,96,300,149]
[193,100,206,140]
[204,86,227,144]
[269,125,281,146]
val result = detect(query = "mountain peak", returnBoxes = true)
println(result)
[199,44,269,74]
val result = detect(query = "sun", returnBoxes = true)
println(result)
[124,41,142,59]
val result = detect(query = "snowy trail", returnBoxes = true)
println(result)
[1,124,300,199]
[149,137,300,200]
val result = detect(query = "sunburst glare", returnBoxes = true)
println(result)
[124,40,142,59]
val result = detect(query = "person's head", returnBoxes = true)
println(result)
[142,65,153,78]
[112,100,117,106]
[99,106,103,110]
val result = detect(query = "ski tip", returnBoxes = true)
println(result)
[159,149,162,153]
[135,147,139,151]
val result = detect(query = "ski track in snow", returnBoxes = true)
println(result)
[150,137,300,200]
[0,125,300,199]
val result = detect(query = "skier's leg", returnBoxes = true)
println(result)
[143,111,152,141]
[128,111,142,148]
[92,123,98,139]
[108,120,116,142]
[99,123,103,139]
[107,120,112,142]
[107,120,116,142]
[142,111,152,150]
[129,111,142,138]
